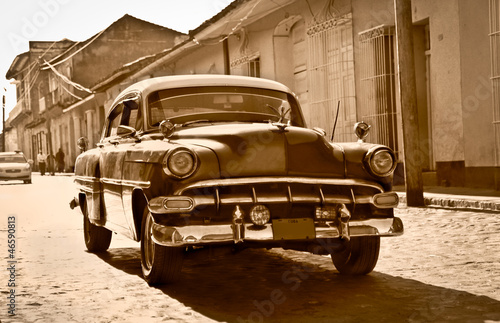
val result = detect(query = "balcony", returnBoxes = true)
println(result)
[7,99,31,125]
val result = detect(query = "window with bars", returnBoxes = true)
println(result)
[490,0,500,166]
[306,14,357,142]
[230,54,260,78]
[358,25,400,158]
[248,57,260,78]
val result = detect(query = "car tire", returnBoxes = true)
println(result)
[83,202,112,252]
[24,179,31,184]
[331,236,380,275]
[140,209,184,285]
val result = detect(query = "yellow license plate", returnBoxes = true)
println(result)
[272,218,316,240]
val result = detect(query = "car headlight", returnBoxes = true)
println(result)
[365,148,396,177]
[24,164,31,170]
[162,148,197,179]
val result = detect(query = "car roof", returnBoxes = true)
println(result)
[0,151,25,157]
[114,75,294,104]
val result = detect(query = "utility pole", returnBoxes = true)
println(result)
[2,91,5,152]
[394,0,424,206]
[223,38,230,75]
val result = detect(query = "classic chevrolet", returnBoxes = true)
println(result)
[71,75,403,285]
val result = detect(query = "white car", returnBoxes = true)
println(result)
[0,151,32,184]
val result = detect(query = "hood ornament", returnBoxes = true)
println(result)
[271,121,290,132]
[267,101,291,132]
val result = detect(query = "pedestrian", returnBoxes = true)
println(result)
[37,151,47,176]
[56,148,65,173]
[47,152,56,176]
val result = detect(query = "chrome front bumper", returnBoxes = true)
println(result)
[151,217,404,247]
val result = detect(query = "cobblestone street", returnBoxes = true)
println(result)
[1,175,500,322]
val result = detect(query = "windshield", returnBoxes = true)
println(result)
[0,156,27,163]
[147,86,304,128]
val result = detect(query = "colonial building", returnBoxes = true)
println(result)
[5,14,186,170]
[5,0,499,190]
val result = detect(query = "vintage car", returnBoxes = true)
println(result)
[71,75,403,285]
[0,151,32,184]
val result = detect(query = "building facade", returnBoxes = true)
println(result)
[5,0,499,189]
[5,15,185,170]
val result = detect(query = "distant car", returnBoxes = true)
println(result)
[71,75,403,285]
[0,151,32,184]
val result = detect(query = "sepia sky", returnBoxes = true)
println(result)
[0,0,233,131]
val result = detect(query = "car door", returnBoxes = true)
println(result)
[99,93,142,238]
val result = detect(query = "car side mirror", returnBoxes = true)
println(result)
[77,137,89,151]
[354,121,371,142]
[28,159,34,166]
[117,125,137,138]
[159,120,175,139]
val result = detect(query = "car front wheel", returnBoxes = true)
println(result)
[140,209,184,285]
[83,202,112,252]
[331,236,380,275]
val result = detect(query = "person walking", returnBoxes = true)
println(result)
[55,148,65,173]
[37,151,47,176]
[47,152,56,176]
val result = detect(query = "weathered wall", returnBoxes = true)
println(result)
[71,16,184,89]
[458,0,494,167]
[413,0,465,163]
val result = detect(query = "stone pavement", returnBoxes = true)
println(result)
[394,185,500,212]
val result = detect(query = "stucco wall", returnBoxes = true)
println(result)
[4,128,18,152]
[413,0,465,162]
[174,42,226,75]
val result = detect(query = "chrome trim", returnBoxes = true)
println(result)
[373,192,399,208]
[151,177,397,215]
[75,175,100,183]
[364,146,397,178]
[75,175,101,193]
[149,196,195,214]
[336,204,351,241]
[151,217,404,247]
[100,177,151,188]
[175,177,384,195]
[162,147,199,179]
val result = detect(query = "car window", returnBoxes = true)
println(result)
[106,104,123,138]
[147,86,304,128]
[122,99,142,130]
[105,95,142,138]
[0,156,26,163]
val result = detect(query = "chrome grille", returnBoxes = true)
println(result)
[176,177,385,221]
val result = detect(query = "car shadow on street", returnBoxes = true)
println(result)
[97,247,500,323]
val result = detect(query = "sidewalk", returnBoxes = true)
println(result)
[394,185,500,211]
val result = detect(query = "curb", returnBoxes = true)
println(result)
[397,193,500,212]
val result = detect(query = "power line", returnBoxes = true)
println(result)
[41,28,107,70]
[44,59,93,94]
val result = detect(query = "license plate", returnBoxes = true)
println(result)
[6,169,21,173]
[272,218,315,240]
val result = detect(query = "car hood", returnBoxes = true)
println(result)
[169,123,345,179]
